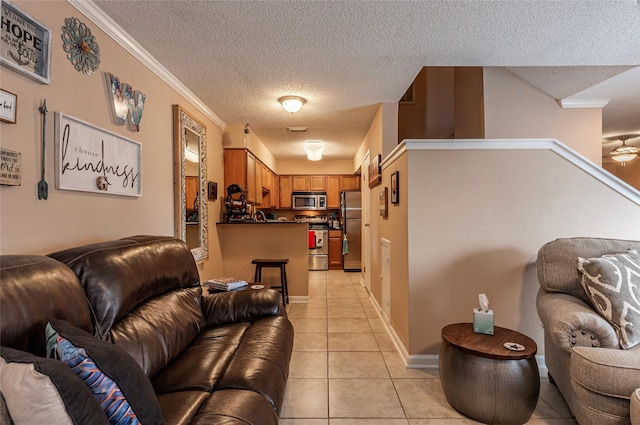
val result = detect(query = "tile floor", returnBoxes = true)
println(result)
[280,270,578,425]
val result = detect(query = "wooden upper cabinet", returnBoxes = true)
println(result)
[292,175,326,192]
[224,148,270,205]
[292,175,309,192]
[278,175,292,209]
[339,175,360,191]
[327,176,340,209]
[246,152,257,204]
[309,175,326,191]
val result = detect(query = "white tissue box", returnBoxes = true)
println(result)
[473,308,494,335]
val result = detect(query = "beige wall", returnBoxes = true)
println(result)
[277,159,356,175]
[484,67,603,164]
[405,147,640,356]
[0,1,224,280]
[222,124,277,172]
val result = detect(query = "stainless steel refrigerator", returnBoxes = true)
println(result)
[340,192,362,271]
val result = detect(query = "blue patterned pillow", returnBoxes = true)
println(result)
[46,319,164,425]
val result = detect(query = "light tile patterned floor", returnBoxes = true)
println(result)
[280,270,578,425]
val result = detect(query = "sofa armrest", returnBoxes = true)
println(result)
[537,288,619,353]
[201,289,281,327]
[632,388,640,425]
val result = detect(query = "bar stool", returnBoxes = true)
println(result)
[252,258,289,304]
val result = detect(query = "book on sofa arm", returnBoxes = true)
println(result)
[204,277,248,291]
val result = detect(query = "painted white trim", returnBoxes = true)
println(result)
[288,295,310,304]
[559,98,610,109]
[392,139,640,206]
[381,142,407,170]
[67,0,226,130]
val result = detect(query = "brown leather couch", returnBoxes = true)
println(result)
[0,235,294,425]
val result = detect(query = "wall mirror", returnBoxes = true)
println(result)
[173,105,208,261]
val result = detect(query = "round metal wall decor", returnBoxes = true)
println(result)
[61,17,100,75]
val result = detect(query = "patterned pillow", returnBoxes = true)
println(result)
[578,249,640,349]
[46,319,164,425]
[0,346,109,425]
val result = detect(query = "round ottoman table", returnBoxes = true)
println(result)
[439,323,539,425]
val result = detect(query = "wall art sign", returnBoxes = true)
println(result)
[105,72,146,131]
[0,0,51,84]
[0,148,21,185]
[368,154,381,188]
[0,88,16,123]
[61,17,100,75]
[55,112,142,197]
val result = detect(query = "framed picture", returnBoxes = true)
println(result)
[0,89,17,123]
[379,187,388,218]
[55,112,142,197]
[368,154,381,188]
[390,171,399,204]
[0,0,52,84]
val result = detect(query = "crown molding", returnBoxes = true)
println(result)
[558,98,610,109]
[67,0,226,130]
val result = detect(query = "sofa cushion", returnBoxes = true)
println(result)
[0,255,93,356]
[632,388,640,425]
[571,346,640,401]
[0,346,109,425]
[152,322,250,394]
[46,319,164,425]
[110,287,205,378]
[48,236,201,340]
[537,237,640,306]
[578,249,640,349]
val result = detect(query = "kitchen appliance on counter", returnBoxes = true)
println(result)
[292,192,327,211]
[296,215,329,270]
[341,192,362,271]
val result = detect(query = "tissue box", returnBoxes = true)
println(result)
[473,308,494,335]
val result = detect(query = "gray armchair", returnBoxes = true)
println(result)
[536,237,640,425]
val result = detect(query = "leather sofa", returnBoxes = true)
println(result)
[536,237,640,425]
[0,235,294,425]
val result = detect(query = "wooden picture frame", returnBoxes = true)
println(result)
[55,112,142,197]
[368,154,381,188]
[0,0,52,84]
[0,89,17,123]
[390,171,399,204]
[379,187,388,218]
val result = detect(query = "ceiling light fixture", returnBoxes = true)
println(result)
[305,140,323,161]
[279,96,306,113]
[609,136,638,163]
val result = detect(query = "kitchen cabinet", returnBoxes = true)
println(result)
[261,165,276,208]
[328,229,343,270]
[278,175,292,209]
[292,175,326,192]
[327,176,340,209]
[340,175,360,191]
[224,148,270,205]
[185,176,199,212]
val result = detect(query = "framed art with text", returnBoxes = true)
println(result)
[0,0,52,84]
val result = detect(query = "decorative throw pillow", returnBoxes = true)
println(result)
[578,249,640,349]
[0,346,109,425]
[46,319,164,425]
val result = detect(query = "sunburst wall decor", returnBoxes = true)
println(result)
[61,17,100,75]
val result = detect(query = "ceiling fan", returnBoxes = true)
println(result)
[603,134,640,164]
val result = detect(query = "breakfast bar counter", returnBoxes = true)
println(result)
[217,222,310,301]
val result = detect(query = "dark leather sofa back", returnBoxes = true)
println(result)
[48,235,205,378]
[0,255,93,356]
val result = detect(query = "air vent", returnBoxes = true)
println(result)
[287,127,308,133]
[400,83,414,104]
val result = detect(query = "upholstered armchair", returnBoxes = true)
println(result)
[536,237,640,425]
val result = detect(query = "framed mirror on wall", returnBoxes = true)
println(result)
[173,105,208,261]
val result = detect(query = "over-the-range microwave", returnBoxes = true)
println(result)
[292,192,327,210]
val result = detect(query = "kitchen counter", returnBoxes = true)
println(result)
[217,222,309,301]
[217,221,306,225]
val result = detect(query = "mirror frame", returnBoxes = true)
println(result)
[173,105,208,261]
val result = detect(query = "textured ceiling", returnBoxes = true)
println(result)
[90,0,640,161]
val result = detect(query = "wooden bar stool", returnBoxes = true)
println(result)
[252,258,289,304]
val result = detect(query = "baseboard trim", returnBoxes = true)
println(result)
[288,295,310,304]
[364,294,548,377]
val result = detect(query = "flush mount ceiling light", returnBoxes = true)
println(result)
[279,96,306,113]
[305,140,323,161]
[609,136,638,163]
